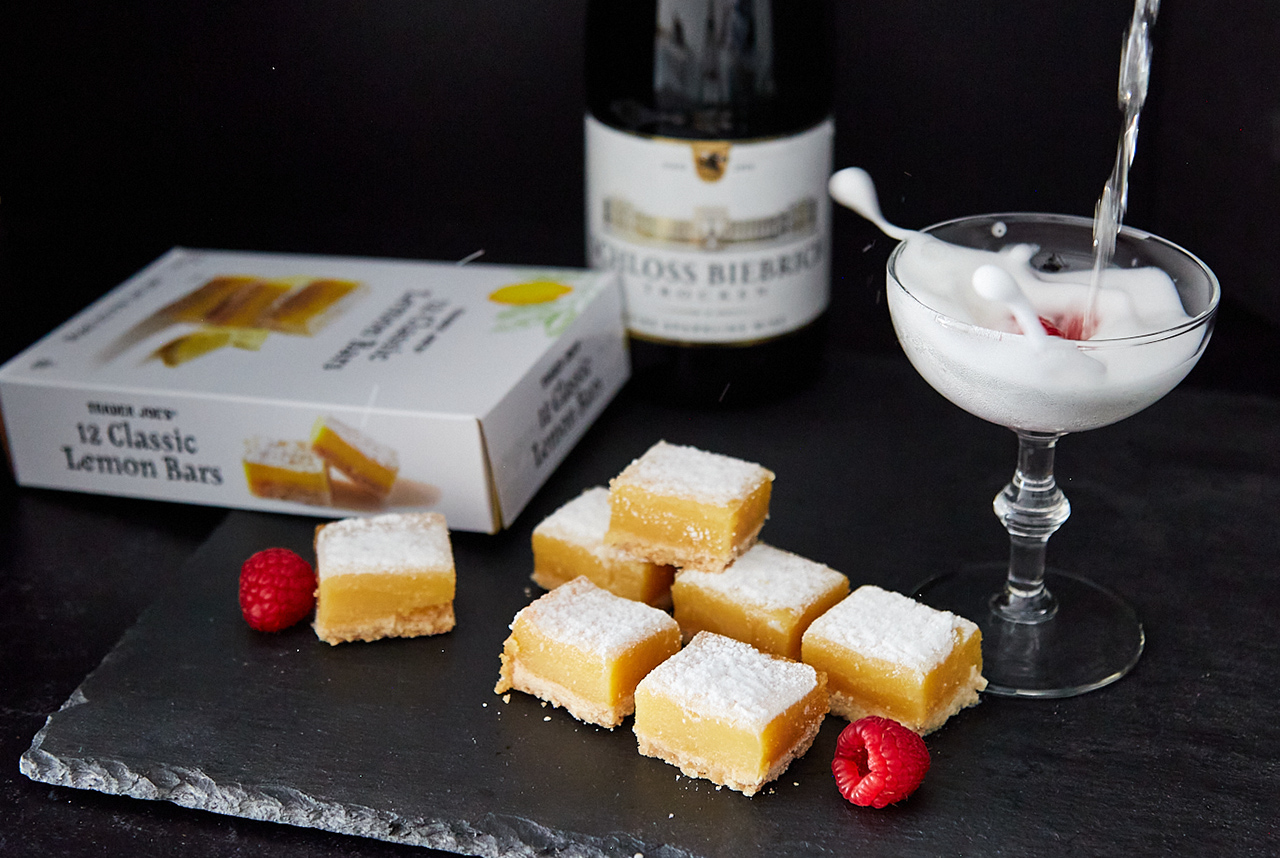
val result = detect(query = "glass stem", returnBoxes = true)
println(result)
[991,431,1071,623]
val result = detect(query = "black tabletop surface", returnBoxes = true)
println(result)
[3,351,1278,857]
[4,2,1280,854]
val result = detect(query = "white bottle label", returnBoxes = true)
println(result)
[585,115,833,345]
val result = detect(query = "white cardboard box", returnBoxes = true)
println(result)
[0,248,629,533]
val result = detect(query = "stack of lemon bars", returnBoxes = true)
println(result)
[497,440,988,796]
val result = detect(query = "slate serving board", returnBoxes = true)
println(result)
[19,509,869,857]
[19,355,1280,856]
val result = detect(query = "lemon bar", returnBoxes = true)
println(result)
[532,487,676,607]
[203,279,292,327]
[671,543,849,660]
[152,329,233,367]
[242,437,331,505]
[159,276,261,323]
[313,512,456,645]
[226,327,270,351]
[266,278,363,335]
[800,585,986,735]
[310,415,400,498]
[633,631,827,796]
[605,441,773,573]
[495,576,681,728]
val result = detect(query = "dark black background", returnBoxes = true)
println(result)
[1,5,1278,856]
[2,1,1277,393]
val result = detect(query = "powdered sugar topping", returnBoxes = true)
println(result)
[533,487,645,563]
[517,576,677,658]
[318,415,399,470]
[615,441,772,506]
[639,632,818,731]
[678,543,847,613]
[317,512,452,577]
[806,585,977,675]
[243,437,324,472]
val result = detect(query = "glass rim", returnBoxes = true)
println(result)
[886,212,1222,348]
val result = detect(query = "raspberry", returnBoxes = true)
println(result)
[1038,314,1088,340]
[238,548,317,632]
[832,716,931,808]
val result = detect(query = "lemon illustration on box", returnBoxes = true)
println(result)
[489,280,573,305]
[489,279,594,338]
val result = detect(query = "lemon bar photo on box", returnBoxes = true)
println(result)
[310,415,400,499]
[531,487,677,608]
[158,276,262,323]
[242,437,332,506]
[203,279,293,327]
[313,512,455,645]
[605,441,773,574]
[801,584,986,735]
[633,631,827,796]
[671,542,849,660]
[264,278,364,336]
[495,576,681,728]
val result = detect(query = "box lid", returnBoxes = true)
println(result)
[1,248,618,418]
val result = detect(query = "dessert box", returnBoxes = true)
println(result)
[0,248,629,532]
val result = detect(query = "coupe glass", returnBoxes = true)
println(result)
[887,213,1219,698]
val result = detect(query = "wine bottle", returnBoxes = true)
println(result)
[585,0,835,405]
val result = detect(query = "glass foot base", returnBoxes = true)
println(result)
[912,563,1144,698]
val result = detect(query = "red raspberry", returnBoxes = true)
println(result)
[1038,314,1088,340]
[832,716,931,808]
[238,548,317,632]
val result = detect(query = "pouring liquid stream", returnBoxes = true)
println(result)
[1085,0,1161,338]
[830,0,1169,348]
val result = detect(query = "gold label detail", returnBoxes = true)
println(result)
[692,141,731,182]
[601,197,818,251]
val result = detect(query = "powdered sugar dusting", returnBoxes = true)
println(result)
[243,437,325,472]
[614,441,772,505]
[678,544,847,613]
[537,488,612,543]
[639,632,817,731]
[317,512,452,578]
[534,488,644,562]
[319,415,399,470]
[806,585,977,675]
[516,577,677,658]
